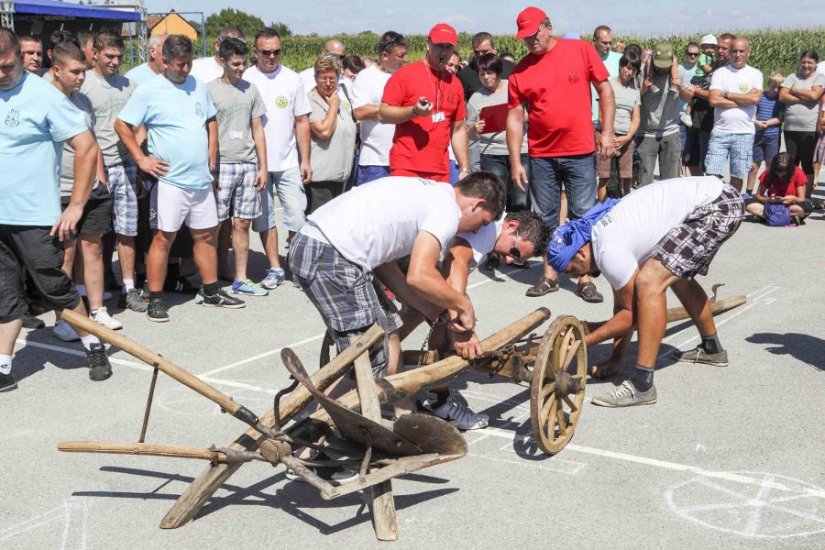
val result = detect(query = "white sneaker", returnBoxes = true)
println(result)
[90,307,123,330]
[53,319,80,342]
[423,395,489,430]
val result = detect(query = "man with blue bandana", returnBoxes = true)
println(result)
[547,176,743,407]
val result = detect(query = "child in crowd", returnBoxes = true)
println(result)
[746,72,785,196]
[745,152,812,224]
[681,34,717,127]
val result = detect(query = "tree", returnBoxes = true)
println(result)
[204,8,265,53]
[269,21,292,38]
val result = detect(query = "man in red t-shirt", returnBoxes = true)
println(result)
[379,23,469,183]
[506,6,616,303]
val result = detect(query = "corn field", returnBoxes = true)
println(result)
[276,28,825,79]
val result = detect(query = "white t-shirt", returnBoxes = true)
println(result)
[817,61,825,77]
[351,64,395,167]
[591,176,725,290]
[304,176,461,269]
[190,56,224,84]
[452,217,504,270]
[710,64,763,134]
[243,64,311,171]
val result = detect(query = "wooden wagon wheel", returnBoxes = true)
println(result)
[530,316,587,455]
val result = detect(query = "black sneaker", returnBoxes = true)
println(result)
[198,288,245,309]
[0,371,18,392]
[86,343,112,381]
[147,298,170,322]
[104,270,122,292]
[22,312,45,329]
[165,275,199,294]
[118,288,148,312]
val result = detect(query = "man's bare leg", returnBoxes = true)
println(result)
[190,226,219,285]
[79,235,104,311]
[635,260,680,368]
[147,231,176,293]
[258,227,282,270]
[232,219,252,282]
[216,219,233,280]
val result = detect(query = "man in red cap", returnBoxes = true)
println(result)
[506,6,616,304]
[379,23,470,183]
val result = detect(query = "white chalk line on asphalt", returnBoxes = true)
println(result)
[466,261,541,291]
[657,285,780,358]
[476,426,825,499]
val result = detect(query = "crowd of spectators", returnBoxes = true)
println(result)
[1,8,824,396]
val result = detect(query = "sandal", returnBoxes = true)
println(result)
[576,281,604,303]
[525,276,559,297]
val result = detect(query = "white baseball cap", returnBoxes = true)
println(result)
[700,34,717,46]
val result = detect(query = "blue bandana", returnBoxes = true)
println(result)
[546,199,619,272]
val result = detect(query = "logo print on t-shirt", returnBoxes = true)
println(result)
[568,71,580,84]
[4,108,19,127]
[738,83,749,93]
[195,102,205,117]
[275,96,288,109]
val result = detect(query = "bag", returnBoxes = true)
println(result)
[764,203,791,226]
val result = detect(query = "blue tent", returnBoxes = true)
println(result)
[14,0,140,22]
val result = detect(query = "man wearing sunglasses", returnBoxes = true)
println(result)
[190,25,244,84]
[298,37,345,92]
[244,27,313,290]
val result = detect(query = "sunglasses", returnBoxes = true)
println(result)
[258,48,281,57]
[686,52,699,56]
[509,231,522,259]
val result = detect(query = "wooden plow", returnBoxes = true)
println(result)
[56,286,746,540]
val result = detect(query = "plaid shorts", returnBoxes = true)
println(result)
[288,230,402,376]
[650,184,743,279]
[108,161,139,237]
[215,163,261,221]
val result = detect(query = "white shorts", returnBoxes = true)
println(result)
[150,182,218,232]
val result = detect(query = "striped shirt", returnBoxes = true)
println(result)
[755,92,784,138]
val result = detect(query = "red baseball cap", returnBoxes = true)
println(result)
[428,23,458,46]
[516,6,548,39]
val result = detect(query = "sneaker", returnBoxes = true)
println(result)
[680,112,693,128]
[147,298,170,323]
[231,279,269,297]
[0,371,17,392]
[53,319,80,342]
[165,275,199,294]
[422,395,489,430]
[104,270,122,292]
[674,345,729,367]
[22,313,45,330]
[576,281,604,303]
[119,288,148,313]
[260,268,285,290]
[90,307,123,330]
[198,287,246,309]
[591,380,657,408]
[85,342,112,381]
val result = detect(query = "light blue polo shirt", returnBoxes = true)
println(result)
[0,71,88,226]
[117,74,216,190]
[123,63,159,87]
[593,50,623,124]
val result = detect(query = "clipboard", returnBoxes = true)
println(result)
[478,103,508,134]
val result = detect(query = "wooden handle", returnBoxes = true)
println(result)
[60,309,251,422]
[57,441,244,462]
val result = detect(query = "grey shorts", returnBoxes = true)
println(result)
[288,231,401,376]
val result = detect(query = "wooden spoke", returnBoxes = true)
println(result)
[538,382,555,403]
[563,394,578,412]
[543,399,558,439]
[555,405,567,434]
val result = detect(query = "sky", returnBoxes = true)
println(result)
[145,0,821,37]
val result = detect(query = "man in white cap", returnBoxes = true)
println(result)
[379,23,470,184]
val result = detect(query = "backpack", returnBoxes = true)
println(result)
[764,203,791,227]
